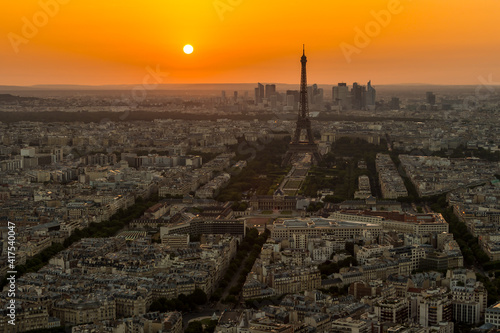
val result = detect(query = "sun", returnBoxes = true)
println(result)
[183,44,194,54]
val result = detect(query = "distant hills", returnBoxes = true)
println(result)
[0,93,43,102]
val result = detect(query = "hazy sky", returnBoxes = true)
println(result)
[2,0,500,86]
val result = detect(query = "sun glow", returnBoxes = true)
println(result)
[183,44,194,54]
[2,1,500,85]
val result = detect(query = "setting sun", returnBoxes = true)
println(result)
[183,44,194,55]
[1,1,500,85]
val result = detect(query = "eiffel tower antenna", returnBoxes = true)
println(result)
[282,45,322,166]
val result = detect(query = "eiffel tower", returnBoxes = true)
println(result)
[282,45,322,167]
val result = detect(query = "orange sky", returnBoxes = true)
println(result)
[1,0,500,86]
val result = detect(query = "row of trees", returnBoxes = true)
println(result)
[231,201,249,211]
[306,201,324,212]
[0,110,281,124]
[63,195,158,246]
[319,285,350,297]
[301,161,369,199]
[318,257,358,278]
[428,194,490,267]
[185,319,218,333]
[211,228,269,304]
[433,145,500,162]
[389,152,420,200]
[476,274,500,306]
[216,138,290,202]
[0,195,160,289]
[186,150,218,164]
[442,207,490,266]
[324,137,388,164]
[301,138,387,200]
[426,194,500,305]
[149,288,208,313]
[244,295,286,309]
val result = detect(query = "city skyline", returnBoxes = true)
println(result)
[3,2,500,331]
[2,0,500,86]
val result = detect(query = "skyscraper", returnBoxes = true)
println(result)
[265,84,276,99]
[255,83,264,104]
[333,83,349,109]
[270,94,277,109]
[306,84,323,106]
[286,90,300,110]
[351,82,366,110]
[365,80,376,108]
[316,88,323,104]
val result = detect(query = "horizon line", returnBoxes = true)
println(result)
[1,82,499,89]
